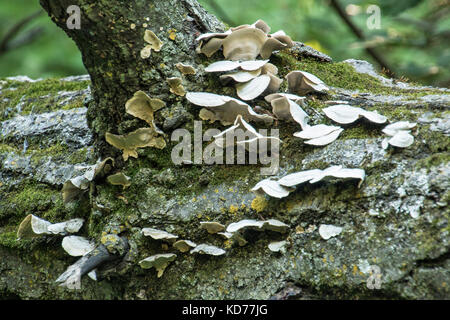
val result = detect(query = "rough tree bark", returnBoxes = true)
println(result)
[39,0,224,154]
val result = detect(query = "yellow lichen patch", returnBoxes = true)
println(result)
[229,205,239,214]
[169,29,177,41]
[251,196,267,213]
[105,128,166,161]
[295,226,305,234]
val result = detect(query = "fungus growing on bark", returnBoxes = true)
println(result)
[141,228,178,242]
[268,240,287,253]
[17,214,84,240]
[318,224,343,240]
[175,62,196,75]
[200,221,225,234]
[294,124,344,146]
[190,244,226,256]
[322,105,387,124]
[251,179,292,199]
[107,172,131,189]
[381,121,417,149]
[62,236,96,257]
[141,29,163,59]
[267,96,309,129]
[167,77,186,96]
[173,240,197,253]
[226,219,289,234]
[105,127,166,161]
[125,91,166,126]
[139,253,177,277]
[186,92,273,125]
[286,71,329,95]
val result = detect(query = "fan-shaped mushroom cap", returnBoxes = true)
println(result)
[236,74,271,101]
[62,236,95,257]
[286,71,329,95]
[105,127,166,161]
[141,228,178,242]
[167,77,186,96]
[270,97,309,129]
[278,169,323,187]
[323,105,387,124]
[268,240,287,253]
[265,93,306,105]
[173,240,197,253]
[222,27,268,61]
[219,69,261,84]
[48,218,84,235]
[190,244,226,256]
[186,92,273,125]
[382,121,417,136]
[139,253,177,277]
[294,125,344,146]
[199,37,225,57]
[107,172,131,189]
[319,224,342,240]
[251,179,292,199]
[260,37,288,59]
[387,131,415,148]
[200,221,225,234]
[226,219,265,233]
[17,214,51,240]
[175,62,196,75]
[264,219,290,233]
[205,60,269,73]
[125,91,165,125]
[303,128,344,146]
[143,29,163,52]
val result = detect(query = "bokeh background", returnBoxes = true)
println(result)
[0,0,448,87]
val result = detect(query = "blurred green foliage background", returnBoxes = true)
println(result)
[0,0,448,87]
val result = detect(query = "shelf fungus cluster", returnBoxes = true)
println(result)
[196,20,293,60]
[106,90,166,161]
[252,165,365,199]
[140,29,163,59]
[381,121,417,149]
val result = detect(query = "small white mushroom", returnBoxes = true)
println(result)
[381,121,416,149]
[226,219,266,233]
[222,27,268,61]
[382,121,417,136]
[387,131,415,148]
[173,240,197,253]
[323,105,387,125]
[200,221,225,234]
[17,215,84,240]
[219,69,261,84]
[263,219,290,233]
[190,244,226,256]
[251,179,292,199]
[62,236,95,257]
[139,253,177,277]
[236,74,271,101]
[318,224,343,240]
[286,71,329,95]
[268,240,287,253]
[186,92,273,125]
[294,124,343,146]
[269,97,309,129]
[141,228,178,242]
[265,93,306,106]
[47,218,84,235]
[278,169,323,187]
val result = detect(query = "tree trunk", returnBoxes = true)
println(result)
[39,0,224,154]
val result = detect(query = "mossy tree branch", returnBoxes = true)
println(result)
[39,0,224,155]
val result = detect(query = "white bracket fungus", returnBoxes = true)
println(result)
[267,96,309,129]
[286,71,329,95]
[173,240,197,253]
[139,253,177,278]
[62,236,96,257]
[318,224,343,240]
[17,214,84,240]
[200,221,225,234]
[186,92,273,125]
[381,121,417,149]
[190,244,226,256]
[105,127,166,161]
[323,104,387,125]
[226,219,289,234]
[141,227,178,242]
[294,124,344,146]
[253,166,366,198]
[268,240,287,253]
